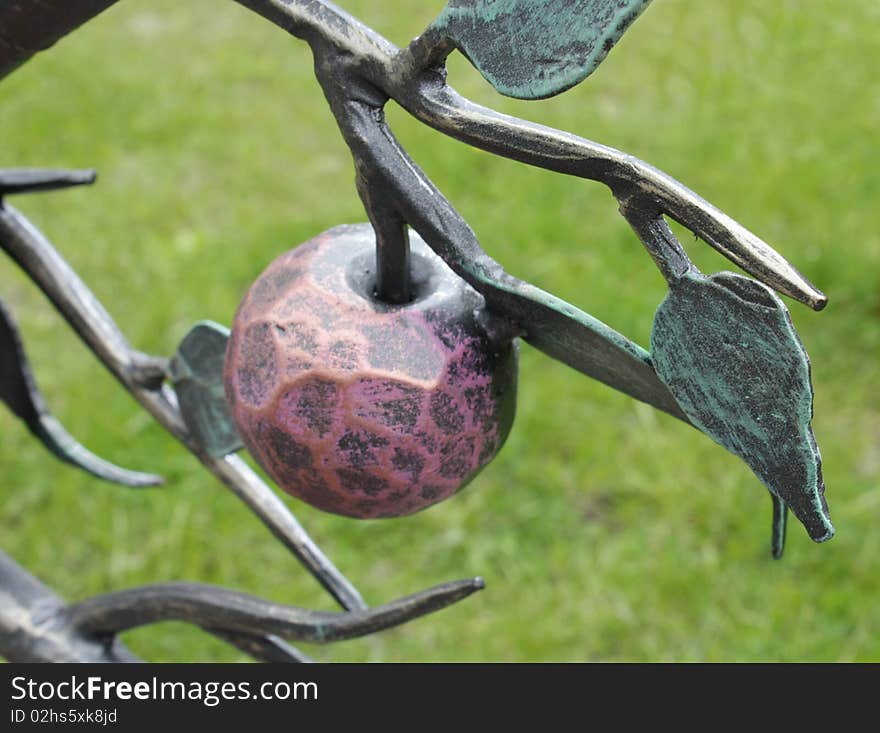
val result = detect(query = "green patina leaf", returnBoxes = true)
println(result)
[651,271,833,548]
[169,321,243,458]
[432,0,653,99]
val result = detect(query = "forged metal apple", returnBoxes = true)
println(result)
[224,224,518,518]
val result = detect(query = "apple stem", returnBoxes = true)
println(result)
[372,213,412,305]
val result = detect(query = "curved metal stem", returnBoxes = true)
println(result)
[64,578,484,643]
[0,295,162,486]
[396,80,826,311]
[0,551,139,663]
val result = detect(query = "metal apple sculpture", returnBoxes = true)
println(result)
[214,0,831,552]
[0,0,832,662]
[225,227,518,519]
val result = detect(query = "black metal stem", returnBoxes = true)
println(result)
[0,551,139,663]
[373,212,412,305]
[355,167,412,304]
[616,194,694,284]
[64,578,485,643]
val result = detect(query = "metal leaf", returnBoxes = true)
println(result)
[650,270,833,547]
[481,276,689,420]
[0,298,162,487]
[431,0,653,99]
[169,321,243,458]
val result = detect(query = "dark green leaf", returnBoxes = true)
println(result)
[169,321,242,458]
[432,0,653,99]
[651,271,833,545]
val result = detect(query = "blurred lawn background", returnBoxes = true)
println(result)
[0,0,877,662]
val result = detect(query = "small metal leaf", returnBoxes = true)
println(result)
[169,321,242,458]
[0,298,162,487]
[432,0,652,99]
[650,270,833,546]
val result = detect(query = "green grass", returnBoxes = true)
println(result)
[1,0,878,662]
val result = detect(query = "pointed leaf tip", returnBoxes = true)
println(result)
[650,271,832,544]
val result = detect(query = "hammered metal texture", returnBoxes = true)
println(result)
[225,224,518,519]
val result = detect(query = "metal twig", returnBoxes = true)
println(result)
[616,194,693,285]
[396,80,827,311]
[0,551,140,663]
[64,578,485,643]
[0,297,162,487]
[0,168,96,196]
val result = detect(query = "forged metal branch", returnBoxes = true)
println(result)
[0,296,162,487]
[64,578,485,643]
[237,0,826,310]
[0,202,365,612]
[397,81,827,311]
[0,168,97,196]
[0,2,825,311]
[0,0,119,78]
[0,551,139,663]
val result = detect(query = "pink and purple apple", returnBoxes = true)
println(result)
[224,224,518,518]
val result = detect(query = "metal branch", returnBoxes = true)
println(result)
[0,551,139,663]
[397,79,826,311]
[0,168,97,196]
[231,0,825,310]
[0,1,121,79]
[64,578,485,643]
[0,297,162,487]
[0,201,365,612]
[0,2,829,312]
[616,194,693,285]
